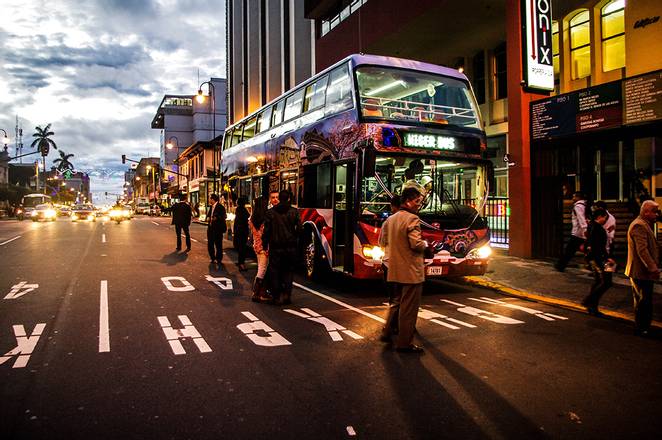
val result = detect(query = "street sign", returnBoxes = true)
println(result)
[521,0,554,92]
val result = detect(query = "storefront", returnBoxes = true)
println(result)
[530,70,662,258]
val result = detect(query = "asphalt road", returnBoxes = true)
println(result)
[1,216,661,439]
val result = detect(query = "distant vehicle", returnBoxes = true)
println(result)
[71,204,96,222]
[57,205,71,217]
[31,203,57,222]
[149,205,161,216]
[17,194,52,221]
[108,205,131,223]
[122,205,134,219]
[135,202,150,215]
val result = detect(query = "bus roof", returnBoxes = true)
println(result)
[225,53,470,131]
[23,193,51,198]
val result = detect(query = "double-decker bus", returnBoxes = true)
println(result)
[221,54,493,280]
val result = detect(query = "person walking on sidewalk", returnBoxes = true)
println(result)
[593,201,616,255]
[581,208,615,315]
[207,194,227,265]
[171,194,193,252]
[379,187,429,354]
[263,190,300,305]
[625,200,660,336]
[249,196,271,302]
[233,196,250,271]
[555,191,589,271]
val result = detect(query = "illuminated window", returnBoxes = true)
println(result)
[601,0,625,72]
[552,21,560,78]
[570,10,591,79]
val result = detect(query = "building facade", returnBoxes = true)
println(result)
[227,0,315,124]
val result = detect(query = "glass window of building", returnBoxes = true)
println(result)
[472,51,486,105]
[552,21,560,78]
[494,43,507,100]
[601,0,625,72]
[570,10,591,79]
[284,89,305,121]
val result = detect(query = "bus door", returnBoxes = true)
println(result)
[332,161,355,271]
[280,168,298,205]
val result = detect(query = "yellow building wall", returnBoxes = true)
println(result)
[626,0,662,76]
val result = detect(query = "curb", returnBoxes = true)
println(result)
[462,276,662,330]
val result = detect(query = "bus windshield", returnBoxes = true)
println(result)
[361,155,489,225]
[355,66,481,129]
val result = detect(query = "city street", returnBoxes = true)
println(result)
[1,217,661,439]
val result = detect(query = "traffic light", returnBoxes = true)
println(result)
[105,192,108,196]
[121,154,126,164]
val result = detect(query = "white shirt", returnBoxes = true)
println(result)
[571,200,588,238]
[603,211,616,252]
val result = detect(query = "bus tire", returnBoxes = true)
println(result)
[304,229,329,280]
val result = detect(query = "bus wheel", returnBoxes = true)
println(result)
[304,230,327,280]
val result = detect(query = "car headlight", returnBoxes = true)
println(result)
[45,209,56,218]
[467,244,492,259]
[109,211,118,217]
[87,214,94,220]
[122,210,129,216]
[362,245,384,260]
[16,209,22,214]
[31,211,38,216]
[72,214,78,220]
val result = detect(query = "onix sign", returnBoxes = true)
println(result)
[522,0,554,91]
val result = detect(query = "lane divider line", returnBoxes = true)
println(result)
[293,282,386,324]
[0,236,21,246]
[99,280,110,353]
[191,238,199,243]
[151,221,159,226]
[102,233,106,243]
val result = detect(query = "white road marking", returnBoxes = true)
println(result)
[418,307,477,330]
[101,233,106,243]
[347,426,357,436]
[161,276,195,292]
[99,280,110,353]
[441,299,525,324]
[205,275,233,290]
[191,238,199,243]
[469,297,568,321]
[157,315,212,355]
[0,323,46,368]
[151,221,159,226]
[293,282,386,324]
[4,282,39,300]
[237,311,291,347]
[0,236,21,246]
[284,308,363,341]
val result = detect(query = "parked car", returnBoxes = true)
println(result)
[31,204,57,222]
[135,203,150,215]
[71,204,96,222]
[149,205,161,216]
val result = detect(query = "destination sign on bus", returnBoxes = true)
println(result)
[403,133,456,150]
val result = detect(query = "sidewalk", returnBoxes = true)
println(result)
[463,251,662,328]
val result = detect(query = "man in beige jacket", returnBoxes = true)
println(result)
[625,200,660,336]
[379,187,428,353]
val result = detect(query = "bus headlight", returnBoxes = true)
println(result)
[362,245,384,261]
[44,209,56,218]
[467,244,492,259]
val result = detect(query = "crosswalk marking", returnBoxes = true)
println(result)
[0,235,21,246]
[284,308,363,341]
[440,299,525,324]
[158,315,212,355]
[0,323,47,368]
[468,297,568,321]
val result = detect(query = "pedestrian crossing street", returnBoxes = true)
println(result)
[0,273,570,370]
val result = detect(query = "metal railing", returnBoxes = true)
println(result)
[483,197,509,247]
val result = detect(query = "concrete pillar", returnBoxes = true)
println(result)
[266,0,283,102]
[230,0,245,123]
[247,0,261,115]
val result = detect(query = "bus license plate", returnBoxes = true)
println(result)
[426,266,445,276]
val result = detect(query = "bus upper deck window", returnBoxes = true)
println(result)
[243,117,257,140]
[284,89,305,121]
[303,75,329,112]
[257,107,272,133]
[272,101,285,126]
[326,65,353,113]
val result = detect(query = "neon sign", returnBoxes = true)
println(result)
[522,0,554,91]
[403,133,456,150]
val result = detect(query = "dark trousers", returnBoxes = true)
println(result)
[233,234,248,265]
[583,260,612,308]
[175,224,191,250]
[630,278,654,332]
[267,248,296,300]
[556,235,585,270]
[207,228,223,262]
[382,283,423,349]
[382,265,398,333]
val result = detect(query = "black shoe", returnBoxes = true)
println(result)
[185,248,191,252]
[396,344,424,353]
[176,247,181,251]
[379,334,391,343]
[210,259,217,264]
[587,307,602,316]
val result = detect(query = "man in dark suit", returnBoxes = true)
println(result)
[171,194,193,252]
[207,193,227,264]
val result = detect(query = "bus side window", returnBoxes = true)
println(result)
[303,75,329,113]
[272,100,285,126]
[284,88,305,121]
[231,125,243,148]
[243,116,257,141]
[325,65,353,115]
[257,106,272,133]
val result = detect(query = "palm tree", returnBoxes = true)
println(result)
[53,150,75,172]
[30,124,58,194]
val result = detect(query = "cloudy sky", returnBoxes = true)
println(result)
[0,0,226,203]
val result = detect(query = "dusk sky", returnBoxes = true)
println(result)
[0,0,226,203]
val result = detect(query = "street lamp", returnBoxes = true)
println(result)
[197,80,218,194]
[0,129,10,151]
[146,164,157,207]
[166,136,179,150]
